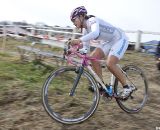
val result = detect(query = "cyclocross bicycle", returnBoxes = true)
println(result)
[42,40,148,124]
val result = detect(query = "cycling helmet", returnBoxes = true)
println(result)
[70,6,87,21]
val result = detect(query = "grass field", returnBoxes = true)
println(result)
[0,37,160,130]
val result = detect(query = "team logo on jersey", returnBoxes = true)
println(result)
[89,20,96,25]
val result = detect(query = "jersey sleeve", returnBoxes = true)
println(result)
[80,17,100,42]
[81,28,90,51]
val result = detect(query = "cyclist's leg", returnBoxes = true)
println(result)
[106,38,132,98]
[107,55,127,86]
[90,47,105,80]
[107,38,128,85]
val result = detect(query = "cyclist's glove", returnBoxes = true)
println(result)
[79,47,88,54]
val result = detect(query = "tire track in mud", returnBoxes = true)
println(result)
[0,51,160,130]
[0,81,159,130]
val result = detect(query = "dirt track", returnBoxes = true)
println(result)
[0,51,160,130]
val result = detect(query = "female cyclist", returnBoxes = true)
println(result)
[70,6,133,99]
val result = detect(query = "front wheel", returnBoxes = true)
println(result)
[114,65,148,113]
[42,66,100,124]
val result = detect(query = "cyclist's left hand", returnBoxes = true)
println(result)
[70,39,81,45]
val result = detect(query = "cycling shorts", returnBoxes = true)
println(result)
[97,37,129,59]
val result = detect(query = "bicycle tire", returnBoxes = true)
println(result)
[114,65,148,113]
[42,66,100,124]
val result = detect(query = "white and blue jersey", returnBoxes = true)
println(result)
[80,17,129,59]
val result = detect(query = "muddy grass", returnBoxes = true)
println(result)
[0,38,160,130]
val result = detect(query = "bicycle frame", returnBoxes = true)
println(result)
[65,45,116,95]
[42,43,148,124]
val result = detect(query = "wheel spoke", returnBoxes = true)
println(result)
[114,65,148,113]
[42,66,100,124]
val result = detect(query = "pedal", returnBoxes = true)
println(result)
[102,94,112,102]
[101,90,112,102]
[117,92,133,101]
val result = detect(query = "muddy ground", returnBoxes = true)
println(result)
[0,41,160,130]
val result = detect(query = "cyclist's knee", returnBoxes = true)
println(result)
[90,48,104,58]
[106,61,113,69]
[106,57,118,69]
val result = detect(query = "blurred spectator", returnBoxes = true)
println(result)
[156,41,160,70]
[156,41,160,58]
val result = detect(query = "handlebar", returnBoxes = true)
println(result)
[63,39,90,66]
[63,39,99,66]
[63,39,88,58]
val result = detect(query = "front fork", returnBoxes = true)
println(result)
[69,66,84,96]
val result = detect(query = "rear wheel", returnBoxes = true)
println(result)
[114,65,148,113]
[42,66,100,124]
